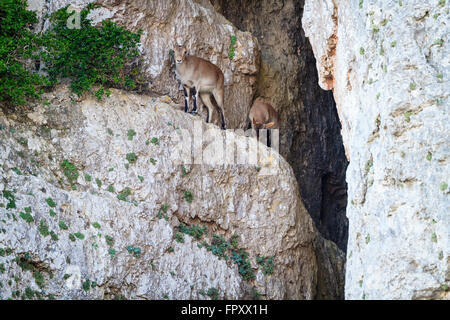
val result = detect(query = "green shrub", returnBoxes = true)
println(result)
[3,190,16,209]
[33,271,45,288]
[0,0,49,105]
[184,190,194,203]
[82,279,91,291]
[150,137,160,146]
[208,234,231,260]
[229,35,237,60]
[126,245,141,258]
[41,3,143,99]
[127,129,136,141]
[230,233,239,248]
[207,287,219,300]
[58,221,68,230]
[108,248,116,258]
[60,160,79,185]
[126,152,138,164]
[74,232,85,240]
[117,187,132,201]
[256,255,274,275]
[105,235,114,246]
[19,208,34,223]
[231,249,255,280]
[38,219,50,237]
[45,197,56,208]
[157,204,169,219]
[174,232,185,243]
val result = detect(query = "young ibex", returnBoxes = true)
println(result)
[174,44,226,130]
[249,97,279,130]
[249,97,279,147]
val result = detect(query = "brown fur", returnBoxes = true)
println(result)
[249,98,279,131]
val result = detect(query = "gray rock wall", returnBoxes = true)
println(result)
[303,0,449,299]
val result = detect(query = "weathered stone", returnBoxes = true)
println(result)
[304,0,449,300]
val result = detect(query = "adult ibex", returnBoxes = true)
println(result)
[174,44,226,130]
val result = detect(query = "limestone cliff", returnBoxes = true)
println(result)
[29,0,260,129]
[303,0,449,299]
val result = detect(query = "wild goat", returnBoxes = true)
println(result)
[249,97,279,147]
[173,44,226,130]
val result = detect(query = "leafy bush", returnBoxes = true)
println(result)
[228,35,237,60]
[117,187,132,202]
[126,245,141,258]
[126,152,138,164]
[41,3,143,99]
[174,232,185,243]
[207,287,219,300]
[208,234,231,260]
[0,0,49,105]
[184,190,194,203]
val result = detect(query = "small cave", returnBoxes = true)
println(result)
[211,0,349,252]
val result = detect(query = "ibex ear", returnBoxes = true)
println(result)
[265,122,275,129]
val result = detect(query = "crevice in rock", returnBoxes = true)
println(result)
[210,0,349,253]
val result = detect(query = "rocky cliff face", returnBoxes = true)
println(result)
[211,0,349,254]
[29,0,260,130]
[304,0,449,299]
[0,86,318,299]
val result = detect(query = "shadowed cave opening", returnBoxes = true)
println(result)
[211,0,349,252]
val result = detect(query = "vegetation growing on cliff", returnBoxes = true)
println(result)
[0,0,144,106]
[0,0,48,105]
[42,3,143,100]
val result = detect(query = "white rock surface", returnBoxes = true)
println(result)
[0,86,318,299]
[303,0,449,299]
